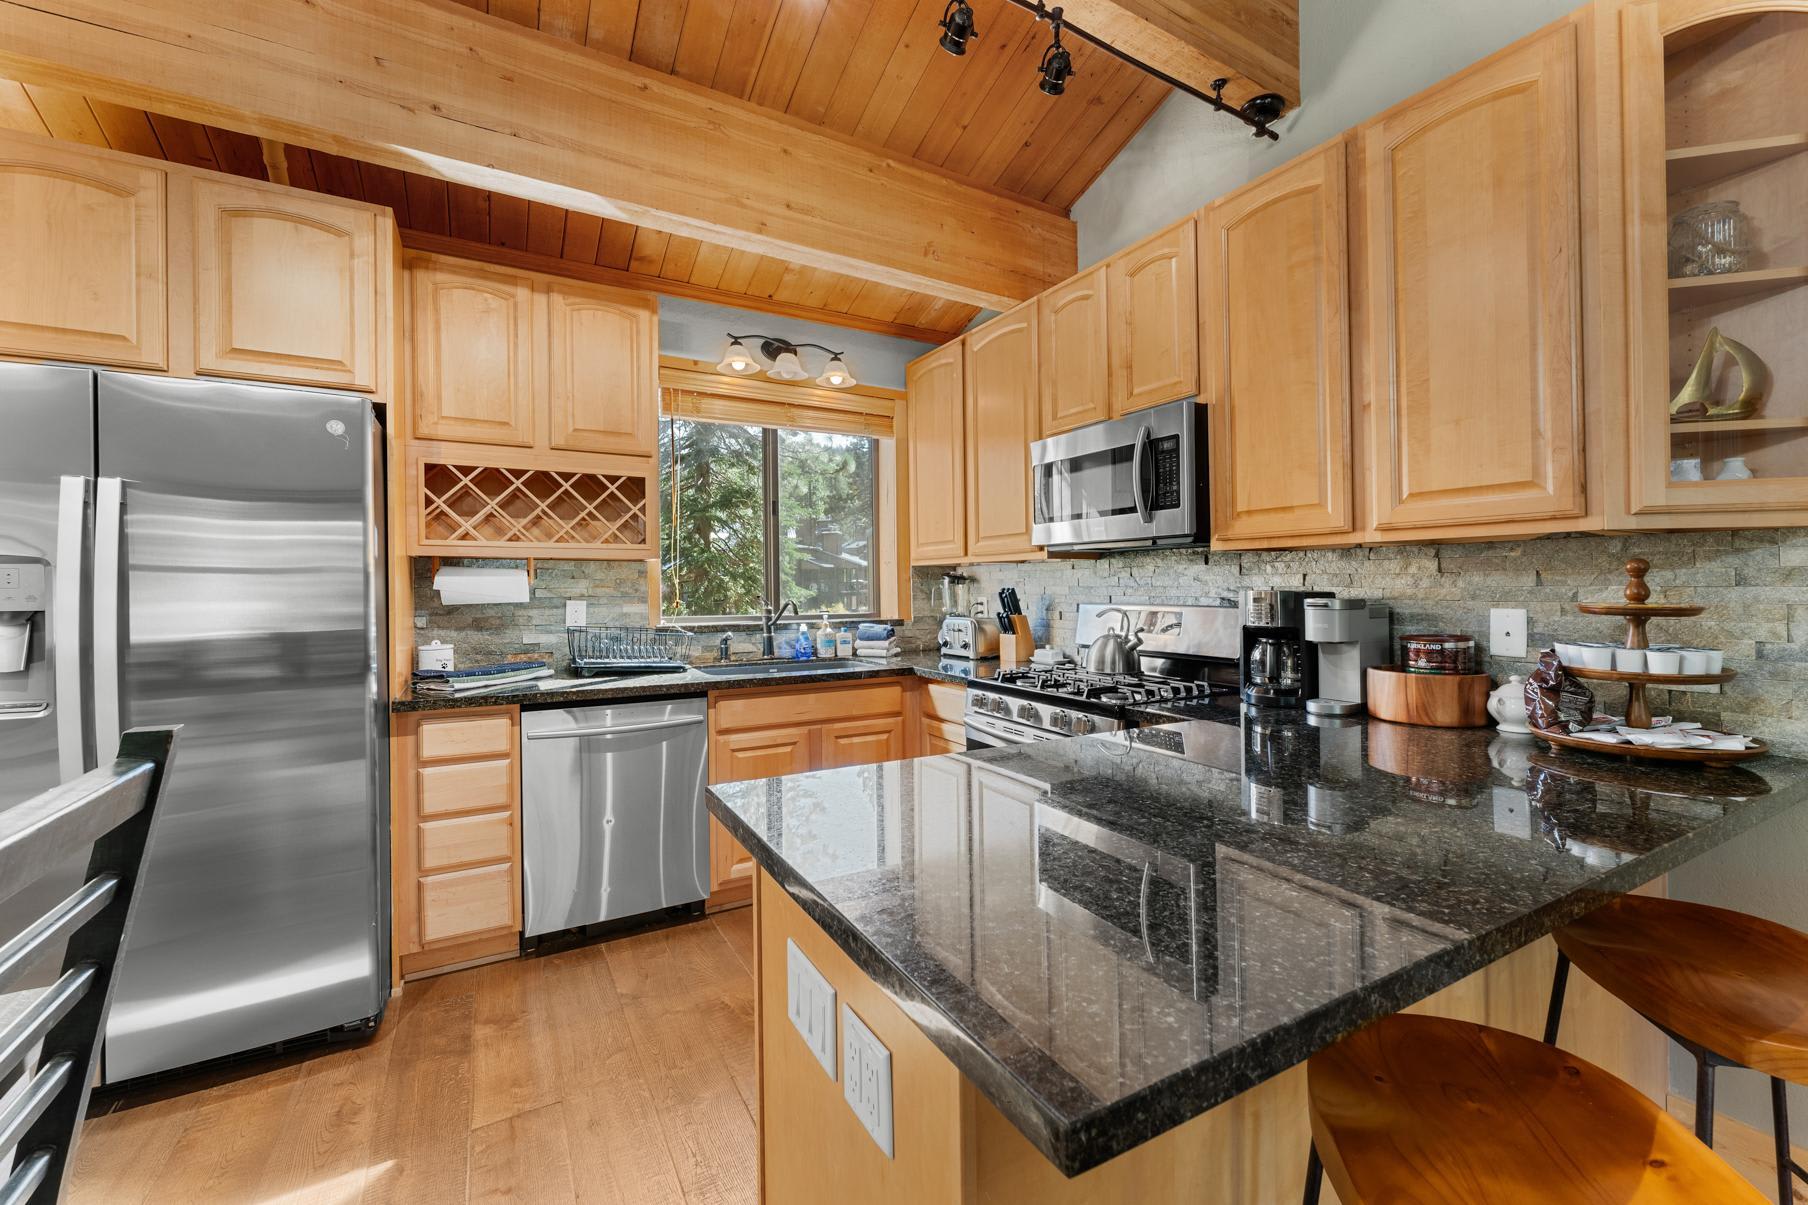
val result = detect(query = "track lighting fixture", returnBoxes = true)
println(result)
[717,335,858,389]
[938,0,977,56]
[937,0,1286,140]
[1037,9,1074,96]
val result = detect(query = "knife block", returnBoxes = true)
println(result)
[999,615,1035,668]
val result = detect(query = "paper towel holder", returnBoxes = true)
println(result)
[428,556,536,582]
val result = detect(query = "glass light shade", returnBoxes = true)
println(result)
[817,356,856,388]
[716,338,761,376]
[767,350,809,381]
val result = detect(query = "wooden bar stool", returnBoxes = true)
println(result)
[1544,895,1808,1204]
[1302,1013,1766,1204]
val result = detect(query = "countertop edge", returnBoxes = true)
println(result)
[390,658,974,712]
[707,751,1808,1177]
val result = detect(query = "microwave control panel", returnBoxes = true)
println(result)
[1150,434,1182,510]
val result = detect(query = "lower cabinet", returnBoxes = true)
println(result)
[707,679,909,909]
[919,679,967,755]
[392,706,522,979]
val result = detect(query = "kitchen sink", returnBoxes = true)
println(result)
[695,660,862,677]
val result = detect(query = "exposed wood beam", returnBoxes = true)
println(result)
[401,230,960,345]
[258,137,288,186]
[1056,0,1299,107]
[0,0,1076,310]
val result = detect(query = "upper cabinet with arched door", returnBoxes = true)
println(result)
[1621,0,1808,521]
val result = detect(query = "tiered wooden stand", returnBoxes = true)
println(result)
[1539,559,1766,765]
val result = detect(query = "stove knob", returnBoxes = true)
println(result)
[1016,702,1040,724]
[1050,709,1073,733]
[1075,714,1096,735]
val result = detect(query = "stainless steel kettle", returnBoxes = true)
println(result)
[1083,607,1143,674]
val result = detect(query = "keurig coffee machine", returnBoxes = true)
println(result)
[1238,587,1331,707]
[1302,597,1391,716]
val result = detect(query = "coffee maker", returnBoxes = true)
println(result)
[1302,597,1391,717]
[1239,587,1331,708]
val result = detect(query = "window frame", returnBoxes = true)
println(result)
[658,416,882,624]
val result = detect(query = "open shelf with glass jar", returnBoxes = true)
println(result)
[1625,4,1808,518]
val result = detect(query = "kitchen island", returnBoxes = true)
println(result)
[708,713,1808,1201]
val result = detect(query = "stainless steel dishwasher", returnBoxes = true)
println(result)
[521,697,710,936]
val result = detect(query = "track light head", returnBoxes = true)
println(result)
[938,0,977,56]
[1036,8,1074,96]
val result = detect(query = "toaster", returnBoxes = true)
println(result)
[938,614,1000,660]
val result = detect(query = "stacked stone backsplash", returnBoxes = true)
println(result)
[904,530,1808,756]
[412,558,650,669]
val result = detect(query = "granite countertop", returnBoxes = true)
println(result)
[707,712,1808,1176]
[390,653,999,712]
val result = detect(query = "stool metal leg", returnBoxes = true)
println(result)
[1771,1076,1793,1205]
[1696,1051,1717,1148]
[1543,950,1570,1046]
[1303,1142,1323,1205]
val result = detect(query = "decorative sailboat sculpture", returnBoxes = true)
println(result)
[1670,326,1771,421]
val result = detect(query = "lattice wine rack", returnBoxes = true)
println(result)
[417,460,650,555]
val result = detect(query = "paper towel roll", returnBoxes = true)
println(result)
[433,565,531,605]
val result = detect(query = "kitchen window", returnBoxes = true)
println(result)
[659,416,879,620]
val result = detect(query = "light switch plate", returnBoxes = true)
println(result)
[565,600,587,627]
[786,940,837,1080]
[1490,608,1527,660]
[841,1003,893,1158]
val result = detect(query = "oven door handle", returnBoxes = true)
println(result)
[1137,861,1155,963]
[525,716,705,740]
[1131,425,1153,524]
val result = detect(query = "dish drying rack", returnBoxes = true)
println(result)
[567,624,695,676]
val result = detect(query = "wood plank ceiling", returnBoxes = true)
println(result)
[0,0,1170,343]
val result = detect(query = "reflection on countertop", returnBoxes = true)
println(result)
[389,652,999,712]
[707,714,1805,1175]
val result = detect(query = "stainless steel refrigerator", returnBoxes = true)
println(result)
[0,363,389,1083]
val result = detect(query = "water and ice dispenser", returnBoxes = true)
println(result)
[0,562,48,675]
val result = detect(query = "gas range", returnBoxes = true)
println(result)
[965,666,1229,745]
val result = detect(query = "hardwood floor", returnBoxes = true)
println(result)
[68,912,759,1205]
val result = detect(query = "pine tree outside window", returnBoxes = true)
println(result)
[660,416,878,620]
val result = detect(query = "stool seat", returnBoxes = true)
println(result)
[1555,895,1808,1081]
[1307,1014,1766,1204]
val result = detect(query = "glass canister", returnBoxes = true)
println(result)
[1668,201,1752,277]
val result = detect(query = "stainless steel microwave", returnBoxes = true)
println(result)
[1030,398,1208,550]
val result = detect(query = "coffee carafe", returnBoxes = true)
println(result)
[1238,587,1330,708]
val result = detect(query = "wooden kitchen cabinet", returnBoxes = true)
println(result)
[1357,22,1586,532]
[1619,1,1808,524]
[1205,139,1355,545]
[1037,265,1112,435]
[1108,217,1199,415]
[906,340,968,562]
[964,301,1041,561]
[0,129,167,369]
[918,679,967,755]
[408,254,537,447]
[393,705,522,979]
[707,679,912,909]
[546,280,659,457]
[192,177,380,389]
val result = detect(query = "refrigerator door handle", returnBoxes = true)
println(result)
[53,476,88,778]
[93,476,123,765]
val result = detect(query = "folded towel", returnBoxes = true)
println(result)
[855,622,896,642]
[855,637,900,653]
[855,647,901,659]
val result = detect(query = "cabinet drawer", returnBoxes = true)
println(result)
[418,811,514,873]
[923,681,967,724]
[712,681,904,731]
[417,712,513,761]
[417,757,513,817]
[418,863,514,944]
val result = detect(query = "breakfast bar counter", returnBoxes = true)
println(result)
[708,714,1808,1200]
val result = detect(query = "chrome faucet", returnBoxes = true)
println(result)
[760,598,799,658]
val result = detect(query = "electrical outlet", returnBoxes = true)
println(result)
[565,600,587,627]
[841,1003,893,1158]
[1490,608,1527,659]
[786,940,836,1080]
